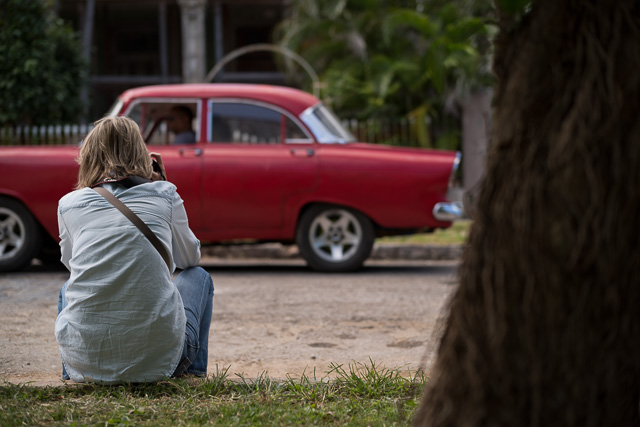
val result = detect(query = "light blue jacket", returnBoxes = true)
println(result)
[55,180,200,383]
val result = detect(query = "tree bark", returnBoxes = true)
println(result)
[414,0,640,425]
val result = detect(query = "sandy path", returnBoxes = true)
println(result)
[0,258,457,386]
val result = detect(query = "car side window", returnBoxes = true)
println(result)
[208,102,311,144]
[126,101,199,145]
[284,117,309,142]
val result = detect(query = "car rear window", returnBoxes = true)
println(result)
[208,101,311,144]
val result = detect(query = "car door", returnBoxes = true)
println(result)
[124,98,205,231]
[200,99,318,240]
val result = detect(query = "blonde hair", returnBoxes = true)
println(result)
[76,116,153,189]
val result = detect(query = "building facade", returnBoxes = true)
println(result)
[58,0,289,120]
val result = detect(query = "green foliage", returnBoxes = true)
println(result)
[378,219,471,245]
[275,0,494,149]
[0,362,426,426]
[496,0,531,15]
[0,0,86,126]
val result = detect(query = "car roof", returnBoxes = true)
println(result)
[118,83,320,116]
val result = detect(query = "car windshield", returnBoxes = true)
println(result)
[300,104,355,144]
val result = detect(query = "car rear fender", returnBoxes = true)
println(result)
[311,146,460,229]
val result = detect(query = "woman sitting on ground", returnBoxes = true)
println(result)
[55,116,214,384]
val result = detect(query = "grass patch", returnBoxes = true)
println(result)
[0,362,426,426]
[378,220,471,246]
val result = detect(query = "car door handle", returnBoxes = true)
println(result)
[179,148,203,157]
[290,148,314,157]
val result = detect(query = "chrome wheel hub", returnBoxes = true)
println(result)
[0,208,25,260]
[309,209,362,262]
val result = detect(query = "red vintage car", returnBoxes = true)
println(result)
[0,84,462,272]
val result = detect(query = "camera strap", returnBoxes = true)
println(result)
[93,186,172,272]
[90,176,152,189]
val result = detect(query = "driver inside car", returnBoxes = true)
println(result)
[168,105,196,144]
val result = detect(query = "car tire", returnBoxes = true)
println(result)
[296,204,374,272]
[0,198,41,272]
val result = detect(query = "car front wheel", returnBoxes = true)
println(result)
[0,198,41,272]
[296,204,374,272]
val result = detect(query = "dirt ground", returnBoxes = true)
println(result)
[0,258,458,386]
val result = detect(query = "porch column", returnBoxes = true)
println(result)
[177,0,207,83]
[80,0,96,121]
[461,88,493,214]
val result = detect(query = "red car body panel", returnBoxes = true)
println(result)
[313,143,455,227]
[0,84,456,248]
[0,146,80,239]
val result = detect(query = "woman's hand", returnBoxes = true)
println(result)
[150,152,167,181]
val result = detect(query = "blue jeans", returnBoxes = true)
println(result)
[58,266,214,380]
[172,267,214,377]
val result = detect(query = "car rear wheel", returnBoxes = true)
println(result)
[296,204,374,272]
[0,198,41,272]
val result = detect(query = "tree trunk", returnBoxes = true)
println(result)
[414,1,640,425]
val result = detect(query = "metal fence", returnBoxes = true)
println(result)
[0,124,92,146]
[0,118,427,147]
[342,118,427,146]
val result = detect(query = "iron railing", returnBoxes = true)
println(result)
[0,124,92,146]
[0,118,430,147]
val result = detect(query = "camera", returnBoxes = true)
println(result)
[152,159,166,181]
